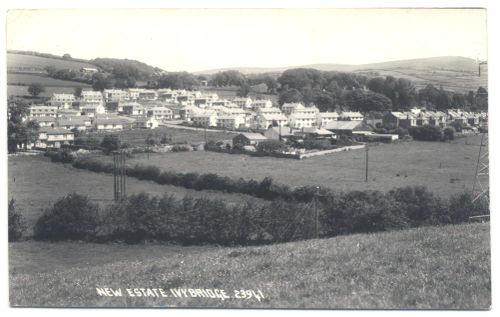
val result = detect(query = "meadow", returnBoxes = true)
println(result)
[85,126,236,146]
[8,73,91,87]
[94,134,485,199]
[9,222,490,308]
[8,155,262,232]
[7,52,97,71]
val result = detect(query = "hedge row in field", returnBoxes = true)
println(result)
[46,153,338,203]
[32,187,488,245]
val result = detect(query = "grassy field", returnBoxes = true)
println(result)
[7,52,96,71]
[84,126,236,146]
[9,222,490,308]
[8,73,91,87]
[94,135,485,199]
[7,155,262,232]
[7,84,91,98]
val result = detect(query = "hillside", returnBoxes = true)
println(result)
[196,56,488,93]
[9,223,490,308]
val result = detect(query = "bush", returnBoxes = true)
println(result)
[408,125,443,141]
[8,199,27,242]
[256,140,289,153]
[101,134,121,154]
[172,144,193,152]
[34,193,100,241]
[443,127,455,141]
[448,192,489,223]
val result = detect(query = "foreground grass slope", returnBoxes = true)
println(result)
[9,223,490,309]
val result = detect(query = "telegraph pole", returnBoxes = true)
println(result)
[365,145,369,182]
[113,150,127,201]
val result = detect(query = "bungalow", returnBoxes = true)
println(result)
[191,111,218,127]
[31,116,57,127]
[339,111,364,121]
[383,112,417,128]
[324,120,373,135]
[427,111,448,128]
[94,117,124,131]
[147,106,173,120]
[251,99,273,110]
[289,112,318,129]
[257,113,289,130]
[37,127,75,148]
[232,133,268,147]
[447,110,467,125]
[57,117,91,131]
[211,99,232,107]
[29,105,58,118]
[133,116,159,129]
[316,112,339,128]
[217,114,246,130]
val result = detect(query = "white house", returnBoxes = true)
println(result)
[316,112,339,127]
[232,97,253,109]
[31,116,57,127]
[217,114,246,130]
[289,112,318,129]
[93,117,124,131]
[138,90,158,101]
[103,89,129,102]
[251,99,273,110]
[191,111,218,127]
[120,102,146,116]
[257,113,289,130]
[134,116,159,129]
[37,127,75,148]
[339,111,364,121]
[29,105,58,118]
[127,88,144,100]
[80,102,106,117]
[281,102,305,115]
[81,90,104,104]
[57,117,91,131]
[147,106,173,120]
[50,93,76,109]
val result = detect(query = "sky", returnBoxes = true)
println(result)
[6,8,488,72]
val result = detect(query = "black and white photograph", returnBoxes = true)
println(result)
[4,5,493,310]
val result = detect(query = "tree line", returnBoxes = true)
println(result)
[9,185,487,244]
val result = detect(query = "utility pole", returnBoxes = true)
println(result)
[365,145,369,182]
[472,133,488,203]
[314,186,320,239]
[113,150,126,201]
[478,61,487,77]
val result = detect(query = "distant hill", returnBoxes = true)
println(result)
[196,56,488,93]
[7,50,164,78]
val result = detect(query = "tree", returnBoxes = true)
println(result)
[74,87,83,98]
[100,134,121,154]
[145,134,158,146]
[237,83,252,97]
[408,125,443,141]
[8,199,27,242]
[278,88,303,105]
[33,193,100,241]
[92,73,113,91]
[62,53,72,60]
[7,100,40,152]
[443,127,455,141]
[27,83,45,97]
